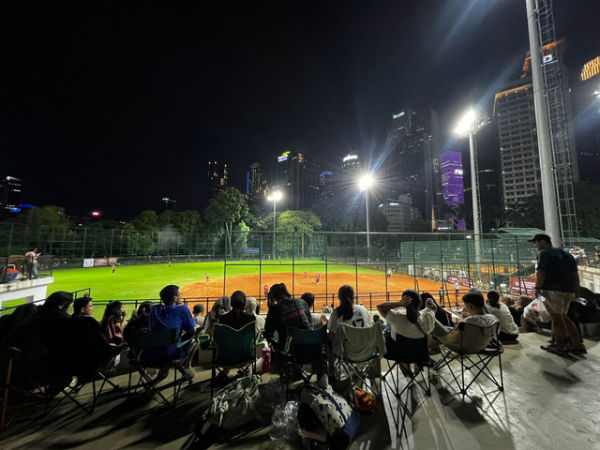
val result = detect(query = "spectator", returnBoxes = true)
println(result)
[72,296,94,318]
[244,296,265,331]
[420,292,453,327]
[144,285,196,373]
[192,304,205,328]
[301,292,322,326]
[327,285,372,340]
[219,290,255,330]
[264,283,312,349]
[123,301,153,346]
[530,233,585,354]
[377,290,436,341]
[515,295,533,327]
[433,292,498,339]
[486,290,519,343]
[501,296,520,326]
[100,301,127,345]
[202,296,231,336]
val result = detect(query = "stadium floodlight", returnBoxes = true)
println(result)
[454,107,488,280]
[267,190,283,259]
[357,173,375,255]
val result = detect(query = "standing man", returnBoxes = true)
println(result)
[386,268,392,279]
[24,248,40,280]
[315,272,321,285]
[264,283,270,298]
[530,234,585,355]
[205,273,210,284]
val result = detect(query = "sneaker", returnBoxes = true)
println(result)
[569,344,587,355]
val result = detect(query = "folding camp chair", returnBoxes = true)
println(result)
[129,328,197,407]
[433,321,503,400]
[40,317,121,415]
[279,326,327,395]
[335,323,385,395]
[382,333,432,443]
[211,321,256,400]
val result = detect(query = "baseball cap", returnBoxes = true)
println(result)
[528,233,551,243]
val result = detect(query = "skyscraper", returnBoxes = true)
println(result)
[387,109,439,229]
[273,150,319,210]
[318,171,335,199]
[0,176,22,212]
[574,56,600,183]
[494,78,541,205]
[439,152,465,230]
[246,162,268,201]
[208,161,229,197]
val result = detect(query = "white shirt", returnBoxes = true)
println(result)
[487,303,519,336]
[463,313,499,328]
[386,308,435,340]
[328,304,372,334]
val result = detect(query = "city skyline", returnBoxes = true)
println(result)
[1,1,599,218]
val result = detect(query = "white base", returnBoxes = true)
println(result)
[0,277,54,310]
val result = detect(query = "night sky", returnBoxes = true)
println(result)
[1,0,599,218]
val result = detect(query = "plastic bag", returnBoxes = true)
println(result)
[270,401,299,441]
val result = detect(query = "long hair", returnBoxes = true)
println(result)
[336,285,355,321]
[402,290,422,324]
[269,283,292,303]
[100,301,123,329]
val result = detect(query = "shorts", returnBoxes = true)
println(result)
[542,290,575,315]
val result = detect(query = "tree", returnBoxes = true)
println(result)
[130,210,159,232]
[204,187,249,255]
[275,210,322,256]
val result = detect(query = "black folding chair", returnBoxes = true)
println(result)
[279,326,327,395]
[382,334,432,443]
[129,328,197,407]
[210,321,256,401]
[433,322,504,401]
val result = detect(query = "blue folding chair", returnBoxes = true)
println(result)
[280,326,327,394]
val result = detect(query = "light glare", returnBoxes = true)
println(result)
[358,174,374,191]
[267,190,283,202]
[454,108,477,137]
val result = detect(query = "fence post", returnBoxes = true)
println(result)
[324,233,328,302]
[465,237,471,288]
[490,238,498,292]
[515,238,524,296]
[384,234,388,296]
[412,235,418,291]
[292,231,296,298]
[354,234,359,296]
[223,227,228,296]
[259,234,263,300]
[370,292,373,310]
[82,227,88,259]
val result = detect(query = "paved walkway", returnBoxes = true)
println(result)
[0,332,598,449]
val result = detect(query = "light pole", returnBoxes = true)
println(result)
[525,0,562,246]
[358,174,374,257]
[267,190,282,260]
[455,108,488,279]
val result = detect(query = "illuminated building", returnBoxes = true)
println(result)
[1,176,22,213]
[246,163,268,202]
[341,153,360,175]
[273,150,319,210]
[439,152,465,230]
[387,108,438,230]
[208,161,229,197]
[318,171,335,199]
[378,196,423,232]
[574,56,600,183]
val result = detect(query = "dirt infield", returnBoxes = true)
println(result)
[182,272,461,311]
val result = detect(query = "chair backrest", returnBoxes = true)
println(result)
[339,323,385,362]
[444,322,498,354]
[286,325,327,365]
[133,328,178,349]
[213,321,255,366]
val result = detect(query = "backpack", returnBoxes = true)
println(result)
[205,374,262,430]
[301,380,361,450]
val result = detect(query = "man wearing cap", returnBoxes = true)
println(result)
[530,233,585,354]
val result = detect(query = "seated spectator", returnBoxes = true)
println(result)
[72,296,94,318]
[144,285,196,371]
[265,283,312,349]
[301,292,323,326]
[420,292,453,327]
[202,296,231,336]
[42,291,74,320]
[433,292,498,339]
[244,296,265,331]
[0,303,38,346]
[486,290,519,343]
[377,290,436,341]
[327,285,372,341]
[193,304,205,328]
[219,290,255,330]
[515,295,533,327]
[501,296,520,326]
[100,301,127,346]
[123,301,153,346]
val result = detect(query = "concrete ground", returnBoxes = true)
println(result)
[0,332,598,449]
